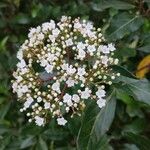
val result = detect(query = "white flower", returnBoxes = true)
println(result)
[77,67,86,76]
[108,43,116,51]
[28,28,37,38]
[45,64,53,73]
[65,38,73,46]
[17,89,23,98]
[20,68,28,75]
[99,45,110,54]
[81,22,95,37]
[17,60,26,68]
[63,93,73,106]
[16,85,29,98]
[77,42,86,50]
[17,50,23,60]
[77,49,86,60]
[96,88,106,98]
[44,102,50,109]
[40,59,48,67]
[79,76,86,82]
[61,16,68,22]
[49,35,56,43]
[57,117,67,126]
[21,85,29,93]
[87,45,96,53]
[87,30,95,38]
[85,22,93,30]
[24,97,34,108]
[52,28,60,37]
[47,53,55,62]
[66,78,75,87]
[72,94,80,103]
[52,81,60,93]
[66,65,76,75]
[12,16,118,127]
[61,63,68,70]
[81,88,91,99]
[12,82,18,93]
[97,98,106,108]
[35,116,44,126]
[16,76,23,82]
[101,56,108,66]
[42,20,55,32]
[74,22,82,29]
[37,33,44,40]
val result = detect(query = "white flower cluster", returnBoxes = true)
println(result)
[12,16,120,126]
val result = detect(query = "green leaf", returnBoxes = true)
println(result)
[31,4,42,18]
[0,36,9,52]
[0,102,11,119]
[116,88,135,105]
[68,116,81,136]
[43,128,69,141]
[20,136,36,149]
[88,135,113,150]
[13,0,20,8]
[123,144,139,150]
[107,12,144,41]
[123,118,147,134]
[111,65,136,78]
[77,91,116,150]
[38,137,48,150]
[0,136,11,150]
[123,132,150,150]
[14,13,30,24]
[144,0,150,8]
[0,124,10,135]
[91,0,134,11]
[137,45,150,53]
[114,47,136,59]
[126,104,144,118]
[116,76,150,105]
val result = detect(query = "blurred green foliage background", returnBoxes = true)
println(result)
[0,0,150,149]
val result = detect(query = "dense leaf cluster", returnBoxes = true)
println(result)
[0,0,149,149]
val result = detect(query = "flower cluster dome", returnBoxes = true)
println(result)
[12,16,120,126]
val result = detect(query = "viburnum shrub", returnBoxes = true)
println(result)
[12,16,120,126]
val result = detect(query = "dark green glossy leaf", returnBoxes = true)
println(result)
[137,45,150,53]
[0,102,11,119]
[116,76,150,105]
[77,92,116,150]
[43,128,69,141]
[13,13,31,25]
[20,136,36,149]
[123,132,150,150]
[91,0,134,11]
[144,0,150,8]
[38,137,48,150]
[107,13,144,41]
[123,118,147,134]
[123,144,139,150]
[111,65,136,78]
